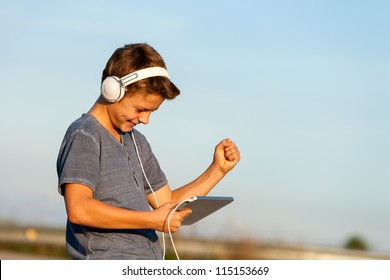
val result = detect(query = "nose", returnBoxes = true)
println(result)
[138,112,151,125]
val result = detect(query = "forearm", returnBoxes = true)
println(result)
[66,196,156,229]
[171,163,226,202]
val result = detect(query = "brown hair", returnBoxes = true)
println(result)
[101,43,180,100]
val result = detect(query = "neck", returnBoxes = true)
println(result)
[88,97,122,142]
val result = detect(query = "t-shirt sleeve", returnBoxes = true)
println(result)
[57,130,100,196]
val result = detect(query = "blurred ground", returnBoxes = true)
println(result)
[1,224,390,260]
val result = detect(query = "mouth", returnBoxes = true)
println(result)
[121,121,136,131]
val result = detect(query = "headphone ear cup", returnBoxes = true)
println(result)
[101,76,125,102]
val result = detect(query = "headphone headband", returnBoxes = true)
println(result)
[121,67,169,86]
[101,67,170,102]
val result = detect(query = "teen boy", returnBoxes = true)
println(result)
[57,43,240,259]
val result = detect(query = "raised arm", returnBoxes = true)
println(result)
[149,138,240,207]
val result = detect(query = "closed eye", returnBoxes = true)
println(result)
[135,107,156,113]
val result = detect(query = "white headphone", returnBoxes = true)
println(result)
[101,66,170,102]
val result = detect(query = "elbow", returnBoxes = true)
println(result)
[66,206,87,225]
[64,184,94,226]
[67,213,80,225]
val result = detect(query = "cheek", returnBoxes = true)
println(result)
[122,111,138,120]
[107,105,127,124]
[110,103,132,119]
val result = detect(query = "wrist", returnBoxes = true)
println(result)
[209,162,228,178]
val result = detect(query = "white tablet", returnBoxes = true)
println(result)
[177,196,234,225]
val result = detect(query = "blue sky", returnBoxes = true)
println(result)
[0,0,389,252]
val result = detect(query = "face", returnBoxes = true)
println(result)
[107,92,165,133]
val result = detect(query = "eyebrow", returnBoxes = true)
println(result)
[134,105,158,112]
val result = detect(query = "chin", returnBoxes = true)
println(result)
[121,125,135,132]
[121,128,133,133]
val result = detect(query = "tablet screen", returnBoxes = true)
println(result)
[177,196,234,225]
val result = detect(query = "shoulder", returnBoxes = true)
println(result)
[66,114,99,134]
[61,114,103,148]
[65,114,103,138]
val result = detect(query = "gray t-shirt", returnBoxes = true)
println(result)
[57,114,167,259]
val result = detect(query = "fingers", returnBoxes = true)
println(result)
[161,204,192,234]
[213,138,240,174]
[177,208,192,220]
[220,138,240,162]
[225,145,240,162]
[165,213,188,233]
[217,138,234,150]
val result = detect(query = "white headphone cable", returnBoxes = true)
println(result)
[131,131,189,260]
[130,131,169,259]
[166,200,193,260]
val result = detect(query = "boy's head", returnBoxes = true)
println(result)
[101,43,180,101]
